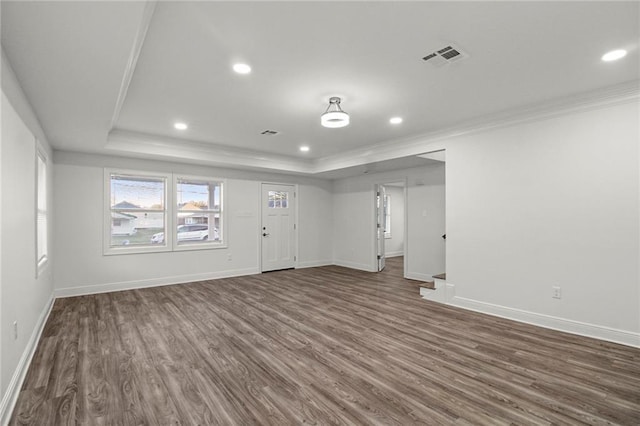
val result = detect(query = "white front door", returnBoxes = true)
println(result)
[376,184,386,271]
[261,184,296,272]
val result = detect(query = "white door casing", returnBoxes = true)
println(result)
[261,183,296,272]
[376,184,386,271]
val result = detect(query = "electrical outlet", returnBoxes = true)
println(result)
[227,254,232,261]
[13,321,18,340]
[552,286,562,299]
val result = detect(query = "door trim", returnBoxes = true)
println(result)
[372,178,409,275]
[260,182,298,272]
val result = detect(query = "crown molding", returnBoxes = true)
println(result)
[106,129,314,175]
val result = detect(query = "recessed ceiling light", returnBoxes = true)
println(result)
[233,63,251,74]
[174,122,188,130]
[601,49,627,62]
[299,146,310,152]
[390,117,403,124]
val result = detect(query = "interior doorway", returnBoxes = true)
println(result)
[375,181,406,275]
[410,149,446,286]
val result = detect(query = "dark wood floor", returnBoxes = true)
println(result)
[11,257,640,425]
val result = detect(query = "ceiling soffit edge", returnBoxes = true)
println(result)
[106,128,313,174]
[313,80,640,174]
[108,80,638,176]
[109,0,157,130]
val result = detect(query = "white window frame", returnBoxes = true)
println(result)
[173,175,227,251]
[104,169,172,255]
[35,147,48,276]
[104,170,228,255]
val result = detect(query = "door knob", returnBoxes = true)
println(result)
[262,232,270,237]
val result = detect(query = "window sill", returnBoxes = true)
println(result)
[103,244,172,256]
[103,242,228,255]
[173,241,228,252]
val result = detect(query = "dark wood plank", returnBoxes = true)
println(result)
[9,257,640,425]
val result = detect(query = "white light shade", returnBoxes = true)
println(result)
[174,122,188,130]
[299,146,310,152]
[389,117,403,124]
[321,111,350,128]
[321,96,350,128]
[601,49,627,62]
[233,63,251,74]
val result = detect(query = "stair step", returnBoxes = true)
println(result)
[422,281,436,290]
[432,273,446,280]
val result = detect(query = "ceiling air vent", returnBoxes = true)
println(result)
[260,130,279,135]
[422,44,468,67]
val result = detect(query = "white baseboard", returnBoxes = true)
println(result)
[55,267,260,298]
[332,260,375,272]
[385,251,404,258]
[296,260,333,269]
[449,295,640,348]
[0,294,55,425]
[445,283,456,302]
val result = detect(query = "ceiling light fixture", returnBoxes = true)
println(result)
[299,146,310,152]
[233,63,251,74]
[390,117,403,124]
[174,122,188,130]
[601,49,627,62]
[321,97,349,128]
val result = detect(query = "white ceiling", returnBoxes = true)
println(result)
[2,1,638,178]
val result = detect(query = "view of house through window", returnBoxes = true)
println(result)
[268,190,288,208]
[176,178,222,245]
[107,171,224,253]
[109,174,167,247]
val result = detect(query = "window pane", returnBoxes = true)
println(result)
[37,155,46,208]
[37,210,47,262]
[268,191,288,208]
[176,178,222,246]
[177,179,220,211]
[37,155,47,263]
[110,211,165,247]
[384,194,391,234]
[176,212,221,245]
[111,175,165,209]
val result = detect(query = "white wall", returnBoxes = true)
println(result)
[332,166,446,274]
[383,185,405,257]
[1,52,55,419]
[329,99,638,345]
[298,183,334,267]
[332,178,377,271]
[406,165,446,281]
[53,152,333,296]
[445,100,639,341]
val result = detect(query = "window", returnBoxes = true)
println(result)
[36,151,48,272]
[104,170,225,255]
[175,177,224,249]
[384,194,391,238]
[105,170,169,254]
[268,191,288,208]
